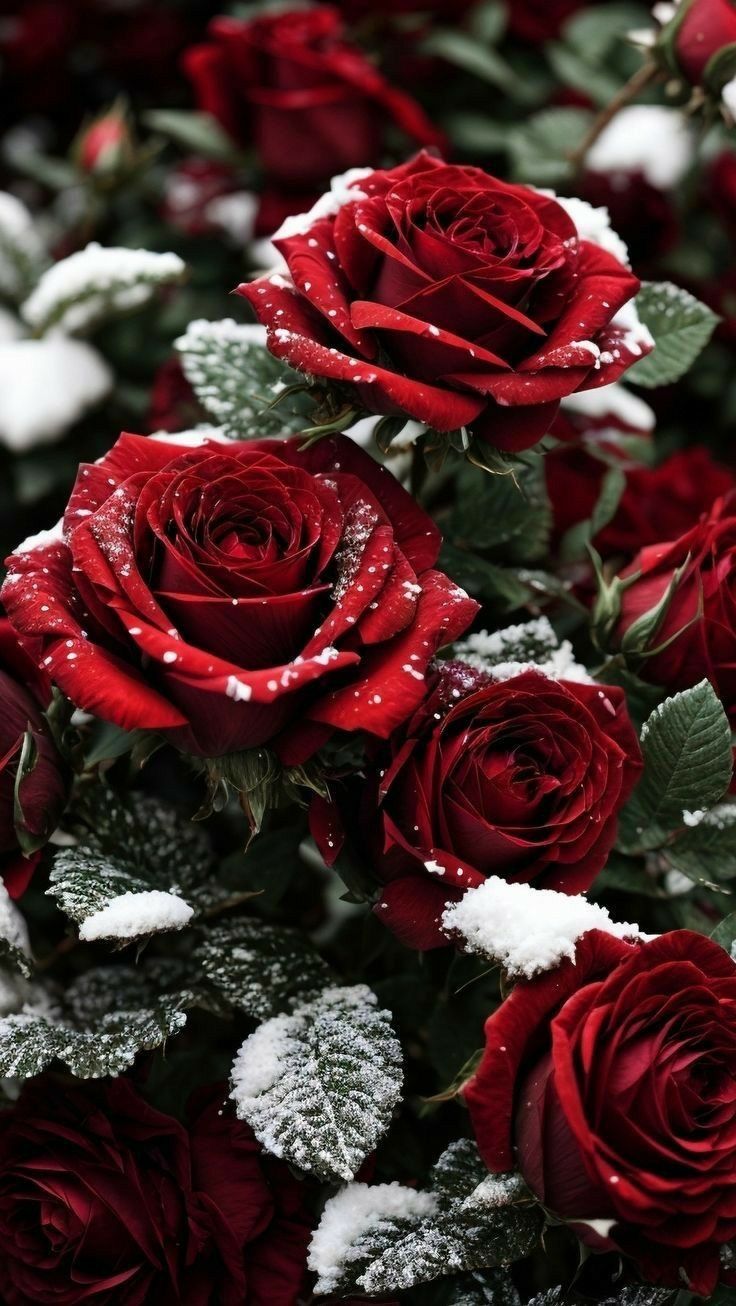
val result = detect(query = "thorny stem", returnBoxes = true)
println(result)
[568,60,661,173]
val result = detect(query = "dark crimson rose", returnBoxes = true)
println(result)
[581,168,679,268]
[506,0,585,42]
[669,0,736,85]
[617,490,736,713]
[147,357,203,434]
[465,930,736,1295]
[239,154,650,453]
[160,158,239,238]
[708,149,736,236]
[0,617,67,899]
[183,7,442,192]
[313,662,641,949]
[1,432,475,760]
[0,1076,311,1305]
[548,445,733,559]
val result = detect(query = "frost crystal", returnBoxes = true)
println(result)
[230,983,403,1182]
[309,1183,438,1294]
[454,617,591,684]
[442,878,639,978]
[22,242,185,334]
[78,889,194,943]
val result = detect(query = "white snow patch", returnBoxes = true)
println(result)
[14,518,65,554]
[587,106,693,189]
[723,76,736,119]
[231,1013,298,1100]
[309,1182,438,1295]
[455,617,592,684]
[0,882,30,958]
[78,889,193,942]
[151,425,231,447]
[204,190,258,245]
[22,242,185,334]
[562,381,655,432]
[0,334,111,451]
[273,167,373,241]
[542,192,630,266]
[610,297,655,359]
[442,877,639,978]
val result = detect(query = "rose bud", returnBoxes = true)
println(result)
[0,1076,312,1305]
[312,661,641,949]
[465,929,736,1295]
[182,7,442,193]
[0,616,67,899]
[656,0,736,103]
[615,489,736,712]
[1,432,476,762]
[74,103,135,181]
[239,154,652,453]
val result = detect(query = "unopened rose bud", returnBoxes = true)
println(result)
[655,0,736,100]
[74,106,134,180]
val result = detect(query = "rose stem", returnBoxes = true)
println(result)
[568,59,661,173]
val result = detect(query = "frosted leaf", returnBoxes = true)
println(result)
[442,878,639,979]
[49,789,224,943]
[0,335,111,451]
[309,1143,540,1296]
[230,983,403,1182]
[0,882,32,978]
[195,918,332,1019]
[175,317,308,437]
[0,963,194,1079]
[22,242,185,335]
[0,191,48,302]
[453,617,591,684]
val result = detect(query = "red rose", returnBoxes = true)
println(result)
[0,617,67,899]
[670,0,736,85]
[617,489,736,712]
[313,663,641,949]
[239,154,650,452]
[183,7,442,192]
[548,445,732,559]
[0,1076,311,1305]
[465,929,736,1295]
[1,432,475,760]
[507,0,585,43]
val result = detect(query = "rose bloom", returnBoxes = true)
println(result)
[466,929,736,1294]
[240,154,651,452]
[1,432,475,761]
[669,0,736,86]
[548,445,732,560]
[0,616,67,899]
[183,7,441,193]
[617,489,736,713]
[0,1076,311,1305]
[313,662,641,949]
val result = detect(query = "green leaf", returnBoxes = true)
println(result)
[143,110,241,163]
[449,455,551,565]
[230,984,403,1182]
[0,963,193,1078]
[22,242,186,336]
[506,109,593,185]
[666,805,736,882]
[0,191,48,303]
[309,1147,540,1297]
[559,464,626,563]
[619,681,733,852]
[195,918,332,1019]
[49,789,226,943]
[175,317,310,437]
[420,29,521,97]
[0,882,32,978]
[710,912,736,957]
[628,282,719,388]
